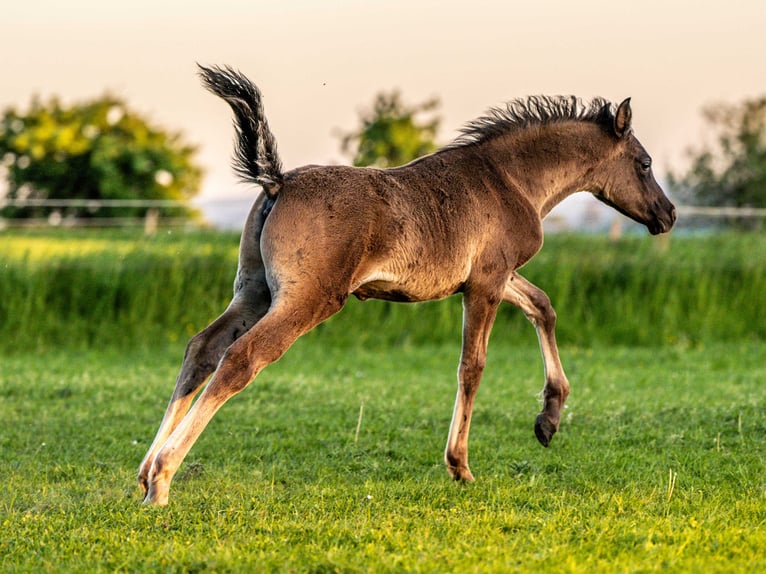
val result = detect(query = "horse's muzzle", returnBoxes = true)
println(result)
[649,203,677,235]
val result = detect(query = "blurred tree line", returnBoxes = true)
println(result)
[0,95,201,221]
[668,97,766,229]
[338,90,440,168]
[2,87,765,227]
[339,91,766,230]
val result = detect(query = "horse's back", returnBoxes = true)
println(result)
[261,159,542,301]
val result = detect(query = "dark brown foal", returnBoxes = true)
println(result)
[139,66,675,505]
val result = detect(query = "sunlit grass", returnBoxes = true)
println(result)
[1,229,765,353]
[1,228,764,569]
[2,340,764,572]
[0,228,239,261]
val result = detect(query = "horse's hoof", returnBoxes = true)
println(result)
[142,487,170,507]
[447,465,475,483]
[142,496,169,507]
[138,475,148,496]
[534,414,557,447]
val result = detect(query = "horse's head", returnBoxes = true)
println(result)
[594,99,676,235]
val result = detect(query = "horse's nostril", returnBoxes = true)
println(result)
[671,207,677,222]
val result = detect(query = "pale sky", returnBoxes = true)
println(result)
[2,0,765,208]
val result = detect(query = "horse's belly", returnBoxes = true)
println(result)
[351,272,464,303]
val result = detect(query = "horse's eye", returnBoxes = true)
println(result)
[639,158,652,173]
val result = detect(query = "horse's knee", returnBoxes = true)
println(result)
[541,300,556,326]
[212,344,256,396]
[183,327,221,368]
[528,290,556,327]
[179,312,252,384]
[174,333,219,398]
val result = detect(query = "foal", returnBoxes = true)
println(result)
[139,65,675,505]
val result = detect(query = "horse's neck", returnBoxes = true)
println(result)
[485,124,608,218]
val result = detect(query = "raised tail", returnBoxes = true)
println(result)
[198,64,284,197]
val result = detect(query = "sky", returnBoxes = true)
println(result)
[2,0,765,222]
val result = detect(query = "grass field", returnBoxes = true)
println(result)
[1,229,765,572]
[1,229,765,351]
[2,340,765,572]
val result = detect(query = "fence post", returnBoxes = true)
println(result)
[144,208,159,235]
[608,218,622,241]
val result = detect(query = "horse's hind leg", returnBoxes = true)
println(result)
[138,195,272,495]
[137,287,269,495]
[504,272,570,446]
[143,293,345,505]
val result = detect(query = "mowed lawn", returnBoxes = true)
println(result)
[2,336,765,572]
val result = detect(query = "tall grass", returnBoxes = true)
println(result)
[0,229,239,351]
[1,229,763,352]
[2,229,765,572]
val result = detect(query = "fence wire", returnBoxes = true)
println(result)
[1,198,765,231]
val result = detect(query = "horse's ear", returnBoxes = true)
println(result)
[614,98,632,138]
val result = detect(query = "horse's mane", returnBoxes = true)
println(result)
[448,95,616,148]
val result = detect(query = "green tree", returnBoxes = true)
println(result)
[339,91,441,168]
[668,97,766,216]
[0,94,202,219]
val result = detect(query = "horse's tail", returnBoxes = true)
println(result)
[198,64,284,197]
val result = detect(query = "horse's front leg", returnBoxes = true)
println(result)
[445,284,501,482]
[504,272,570,446]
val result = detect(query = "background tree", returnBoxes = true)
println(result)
[0,95,202,220]
[668,97,766,225]
[339,91,441,167]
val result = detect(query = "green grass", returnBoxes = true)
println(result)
[0,228,240,350]
[1,229,764,571]
[2,339,765,572]
[1,229,765,352]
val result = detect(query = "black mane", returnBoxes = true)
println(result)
[449,95,615,148]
